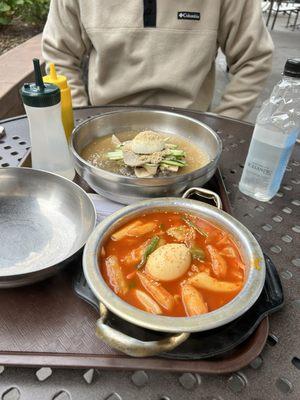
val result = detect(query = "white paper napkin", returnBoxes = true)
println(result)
[88,193,124,224]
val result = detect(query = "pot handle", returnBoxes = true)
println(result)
[182,187,223,210]
[96,303,190,357]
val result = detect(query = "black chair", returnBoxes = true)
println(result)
[265,0,300,30]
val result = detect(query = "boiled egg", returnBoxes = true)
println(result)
[146,243,191,282]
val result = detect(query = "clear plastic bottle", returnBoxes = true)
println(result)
[21,59,75,180]
[239,58,300,201]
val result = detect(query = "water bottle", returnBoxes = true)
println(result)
[21,59,75,180]
[239,58,300,201]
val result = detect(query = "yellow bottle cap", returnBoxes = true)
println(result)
[43,63,68,90]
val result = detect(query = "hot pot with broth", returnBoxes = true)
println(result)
[83,188,265,357]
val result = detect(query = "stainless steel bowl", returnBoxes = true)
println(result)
[71,109,222,204]
[0,167,96,288]
[83,188,265,357]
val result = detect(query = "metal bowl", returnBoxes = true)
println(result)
[83,188,266,357]
[71,109,222,204]
[0,167,96,288]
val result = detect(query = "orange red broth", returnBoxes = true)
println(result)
[99,211,245,317]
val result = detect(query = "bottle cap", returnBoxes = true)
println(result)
[21,59,61,107]
[284,58,300,78]
[43,63,68,90]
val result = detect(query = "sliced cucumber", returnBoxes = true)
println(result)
[161,159,186,167]
[107,150,123,160]
[169,149,186,157]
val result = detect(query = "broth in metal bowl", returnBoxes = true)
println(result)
[71,109,222,204]
[82,130,210,178]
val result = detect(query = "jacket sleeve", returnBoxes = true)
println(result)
[213,0,274,120]
[42,0,91,107]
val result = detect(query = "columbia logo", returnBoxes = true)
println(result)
[178,11,200,21]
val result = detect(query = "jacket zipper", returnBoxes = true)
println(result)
[143,0,157,27]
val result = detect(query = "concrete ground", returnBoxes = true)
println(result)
[213,15,300,123]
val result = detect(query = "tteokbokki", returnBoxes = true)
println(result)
[100,211,245,317]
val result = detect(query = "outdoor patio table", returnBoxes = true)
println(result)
[0,106,299,400]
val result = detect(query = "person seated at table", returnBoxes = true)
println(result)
[42,0,273,121]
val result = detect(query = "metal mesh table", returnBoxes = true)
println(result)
[0,106,299,400]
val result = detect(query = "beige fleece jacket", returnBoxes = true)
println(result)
[42,0,274,120]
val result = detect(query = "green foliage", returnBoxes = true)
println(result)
[0,0,17,25]
[0,0,50,26]
[19,0,50,24]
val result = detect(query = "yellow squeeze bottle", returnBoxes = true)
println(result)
[43,63,74,140]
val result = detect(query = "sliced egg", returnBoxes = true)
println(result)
[131,130,165,154]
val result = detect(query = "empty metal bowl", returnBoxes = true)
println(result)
[70,109,222,204]
[0,167,96,288]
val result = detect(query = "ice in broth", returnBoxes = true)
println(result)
[82,130,210,177]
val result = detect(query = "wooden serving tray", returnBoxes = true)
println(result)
[0,154,269,373]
